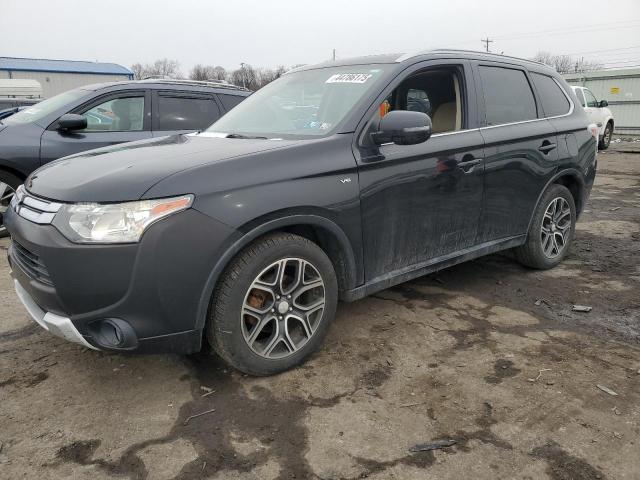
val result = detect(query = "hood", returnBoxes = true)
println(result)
[27,134,298,202]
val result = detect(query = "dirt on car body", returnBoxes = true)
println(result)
[1,150,639,479]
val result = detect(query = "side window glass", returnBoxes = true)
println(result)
[82,96,145,132]
[530,73,570,117]
[406,89,432,115]
[574,88,586,107]
[218,94,246,112]
[361,67,464,144]
[157,95,220,130]
[478,66,537,126]
[584,89,598,108]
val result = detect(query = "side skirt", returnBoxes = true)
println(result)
[340,235,526,302]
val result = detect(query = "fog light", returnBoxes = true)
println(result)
[88,318,138,350]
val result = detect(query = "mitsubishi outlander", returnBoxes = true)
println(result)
[5,50,597,375]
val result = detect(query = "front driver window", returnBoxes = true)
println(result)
[82,96,145,132]
[362,68,463,144]
[583,89,599,108]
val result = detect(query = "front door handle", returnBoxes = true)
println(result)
[538,142,557,154]
[457,158,482,173]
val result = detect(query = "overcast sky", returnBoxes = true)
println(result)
[2,0,639,74]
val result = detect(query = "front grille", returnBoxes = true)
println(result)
[11,241,53,286]
[11,185,62,225]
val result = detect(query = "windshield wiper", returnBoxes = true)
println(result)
[226,133,268,140]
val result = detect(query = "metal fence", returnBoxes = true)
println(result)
[564,68,640,136]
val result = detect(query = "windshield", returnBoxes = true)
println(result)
[207,65,388,139]
[3,88,88,125]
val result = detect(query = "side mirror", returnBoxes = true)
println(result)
[371,110,432,146]
[599,100,608,108]
[57,113,87,131]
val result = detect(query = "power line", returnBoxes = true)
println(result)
[444,20,640,50]
[562,45,640,56]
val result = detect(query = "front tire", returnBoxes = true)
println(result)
[207,232,338,376]
[514,184,576,270]
[0,171,21,238]
[598,122,612,150]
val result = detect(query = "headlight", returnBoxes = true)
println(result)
[52,195,193,244]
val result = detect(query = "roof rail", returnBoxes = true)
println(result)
[138,77,250,91]
[396,49,549,68]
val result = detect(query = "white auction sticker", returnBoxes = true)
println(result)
[326,73,372,84]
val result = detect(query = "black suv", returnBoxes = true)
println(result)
[0,79,250,235]
[6,50,597,375]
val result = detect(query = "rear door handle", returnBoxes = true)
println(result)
[538,143,557,154]
[457,158,482,173]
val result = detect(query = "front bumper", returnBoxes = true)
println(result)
[13,279,97,349]
[5,205,238,353]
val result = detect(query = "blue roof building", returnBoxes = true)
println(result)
[0,57,133,98]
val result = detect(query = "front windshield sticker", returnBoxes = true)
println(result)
[325,73,372,84]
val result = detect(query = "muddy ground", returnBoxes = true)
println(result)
[1,149,639,480]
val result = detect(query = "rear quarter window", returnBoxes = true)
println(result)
[531,73,571,117]
[478,66,537,126]
[157,94,220,130]
[218,94,246,112]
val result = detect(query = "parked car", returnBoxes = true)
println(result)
[6,50,597,375]
[0,106,31,121]
[0,79,250,235]
[0,97,41,111]
[571,85,614,150]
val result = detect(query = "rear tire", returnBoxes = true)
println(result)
[514,184,576,270]
[598,122,612,150]
[0,171,21,239]
[207,232,338,376]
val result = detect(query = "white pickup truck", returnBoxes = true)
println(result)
[571,86,614,150]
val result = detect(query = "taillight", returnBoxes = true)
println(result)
[588,123,599,140]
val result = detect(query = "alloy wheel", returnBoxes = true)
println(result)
[0,182,16,236]
[541,197,571,259]
[603,126,611,147]
[241,258,326,359]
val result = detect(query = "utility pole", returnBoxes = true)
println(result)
[481,37,493,52]
[333,49,336,61]
[240,62,246,89]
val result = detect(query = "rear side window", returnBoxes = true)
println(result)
[531,73,570,117]
[218,94,246,112]
[479,66,537,126]
[157,94,220,130]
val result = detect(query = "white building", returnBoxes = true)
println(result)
[0,57,133,98]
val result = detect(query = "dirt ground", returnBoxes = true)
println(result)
[1,149,639,480]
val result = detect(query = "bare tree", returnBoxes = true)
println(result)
[256,65,287,88]
[230,64,258,90]
[130,62,145,80]
[147,58,182,78]
[211,66,227,81]
[189,64,215,81]
[532,51,602,74]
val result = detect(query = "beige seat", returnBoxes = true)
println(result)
[431,102,456,134]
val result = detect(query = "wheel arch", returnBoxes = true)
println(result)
[195,211,360,331]
[526,169,585,234]
[0,163,27,183]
